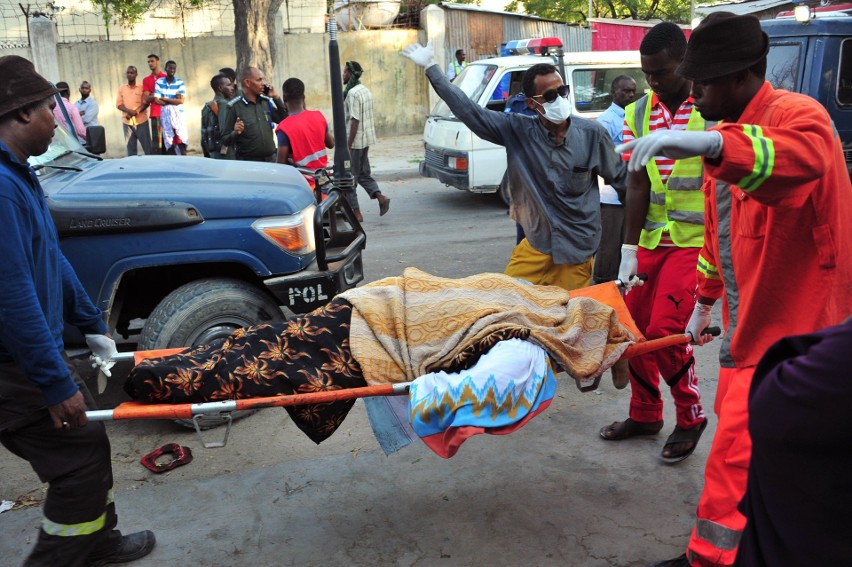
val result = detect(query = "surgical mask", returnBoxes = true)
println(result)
[539,95,572,124]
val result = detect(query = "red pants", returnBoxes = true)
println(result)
[625,246,705,428]
[687,366,754,567]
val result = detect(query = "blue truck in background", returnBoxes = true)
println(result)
[762,13,852,177]
[32,119,365,353]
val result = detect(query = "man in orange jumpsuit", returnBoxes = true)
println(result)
[616,12,852,567]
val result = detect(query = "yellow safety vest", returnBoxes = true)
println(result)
[624,94,709,249]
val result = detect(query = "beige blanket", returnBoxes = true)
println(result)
[339,268,636,391]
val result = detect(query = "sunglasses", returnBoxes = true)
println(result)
[531,84,570,103]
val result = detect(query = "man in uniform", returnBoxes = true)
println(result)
[220,66,286,162]
[617,13,852,566]
[0,55,156,567]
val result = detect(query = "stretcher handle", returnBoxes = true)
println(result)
[621,326,721,359]
[614,273,648,288]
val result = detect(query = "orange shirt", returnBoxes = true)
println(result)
[697,81,852,368]
[116,83,148,125]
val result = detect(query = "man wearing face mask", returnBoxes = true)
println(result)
[402,43,627,291]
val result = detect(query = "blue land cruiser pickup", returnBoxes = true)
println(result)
[33,118,365,352]
[762,14,852,177]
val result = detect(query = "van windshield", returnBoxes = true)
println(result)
[431,64,498,119]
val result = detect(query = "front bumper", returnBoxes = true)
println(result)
[265,190,365,314]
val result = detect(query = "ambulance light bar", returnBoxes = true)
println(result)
[504,37,563,55]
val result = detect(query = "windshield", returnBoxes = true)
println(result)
[28,103,88,168]
[430,64,498,118]
[766,41,802,91]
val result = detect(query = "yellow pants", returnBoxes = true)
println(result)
[504,238,593,291]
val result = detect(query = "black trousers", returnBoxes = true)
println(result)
[346,146,381,210]
[593,203,625,284]
[0,359,121,567]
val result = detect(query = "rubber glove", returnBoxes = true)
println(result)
[86,334,117,393]
[401,42,436,69]
[617,244,644,294]
[686,302,715,345]
[615,130,724,173]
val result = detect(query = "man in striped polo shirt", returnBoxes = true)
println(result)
[154,60,187,155]
[599,22,709,464]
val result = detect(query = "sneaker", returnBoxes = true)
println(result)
[88,530,156,566]
[647,553,690,567]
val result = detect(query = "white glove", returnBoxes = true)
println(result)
[401,42,436,69]
[617,244,644,294]
[615,130,724,173]
[86,333,117,384]
[686,302,715,345]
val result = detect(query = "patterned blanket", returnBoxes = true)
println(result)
[340,268,635,391]
[126,269,637,444]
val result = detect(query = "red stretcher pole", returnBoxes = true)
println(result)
[86,383,411,422]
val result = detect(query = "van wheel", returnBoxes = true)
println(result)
[139,278,288,429]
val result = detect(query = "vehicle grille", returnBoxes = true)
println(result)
[845,149,851,164]
[424,147,446,169]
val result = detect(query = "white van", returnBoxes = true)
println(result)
[419,45,644,204]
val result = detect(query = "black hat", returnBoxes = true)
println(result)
[0,55,60,119]
[677,12,769,81]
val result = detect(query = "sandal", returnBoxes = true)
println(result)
[661,419,708,464]
[599,418,664,440]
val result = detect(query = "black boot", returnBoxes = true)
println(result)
[88,530,156,566]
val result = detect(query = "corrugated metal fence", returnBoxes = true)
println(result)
[443,5,591,62]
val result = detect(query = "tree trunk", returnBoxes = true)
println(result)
[233,0,286,78]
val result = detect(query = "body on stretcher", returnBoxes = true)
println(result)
[86,277,719,450]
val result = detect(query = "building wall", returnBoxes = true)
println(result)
[47,30,426,157]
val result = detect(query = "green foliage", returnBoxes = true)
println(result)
[91,0,152,28]
[92,0,210,28]
[503,0,691,24]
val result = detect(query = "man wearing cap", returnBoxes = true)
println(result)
[402,43,627,291]
[616,13,852,567]
[600,23,709,464]
[0,55,156,566]
[342,60,391,222]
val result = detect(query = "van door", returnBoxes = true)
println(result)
[468,68,526,192]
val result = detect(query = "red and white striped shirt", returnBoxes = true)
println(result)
[621,93,695,183]
[622,93,695,246]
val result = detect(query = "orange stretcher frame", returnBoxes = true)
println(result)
[86,281,718,424]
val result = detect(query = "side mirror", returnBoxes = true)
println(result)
[85,125,106,155]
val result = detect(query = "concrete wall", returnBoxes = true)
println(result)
[51,30,428,157]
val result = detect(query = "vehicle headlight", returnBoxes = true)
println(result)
[252,206,316,255]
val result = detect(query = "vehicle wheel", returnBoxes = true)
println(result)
[497,175,511,207]
[139,278,288,430]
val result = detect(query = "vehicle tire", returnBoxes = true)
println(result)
[497,174,511,208]
[139,278,288,430]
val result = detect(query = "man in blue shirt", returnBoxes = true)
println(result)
[593,75,637,284]
[0,55,155,567]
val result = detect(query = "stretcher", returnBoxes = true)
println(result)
[85,278,720,448]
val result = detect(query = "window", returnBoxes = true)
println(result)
[571,67,647,114]
[766,42,802,92]
[837,39,851,107]
[430,65,497,119]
